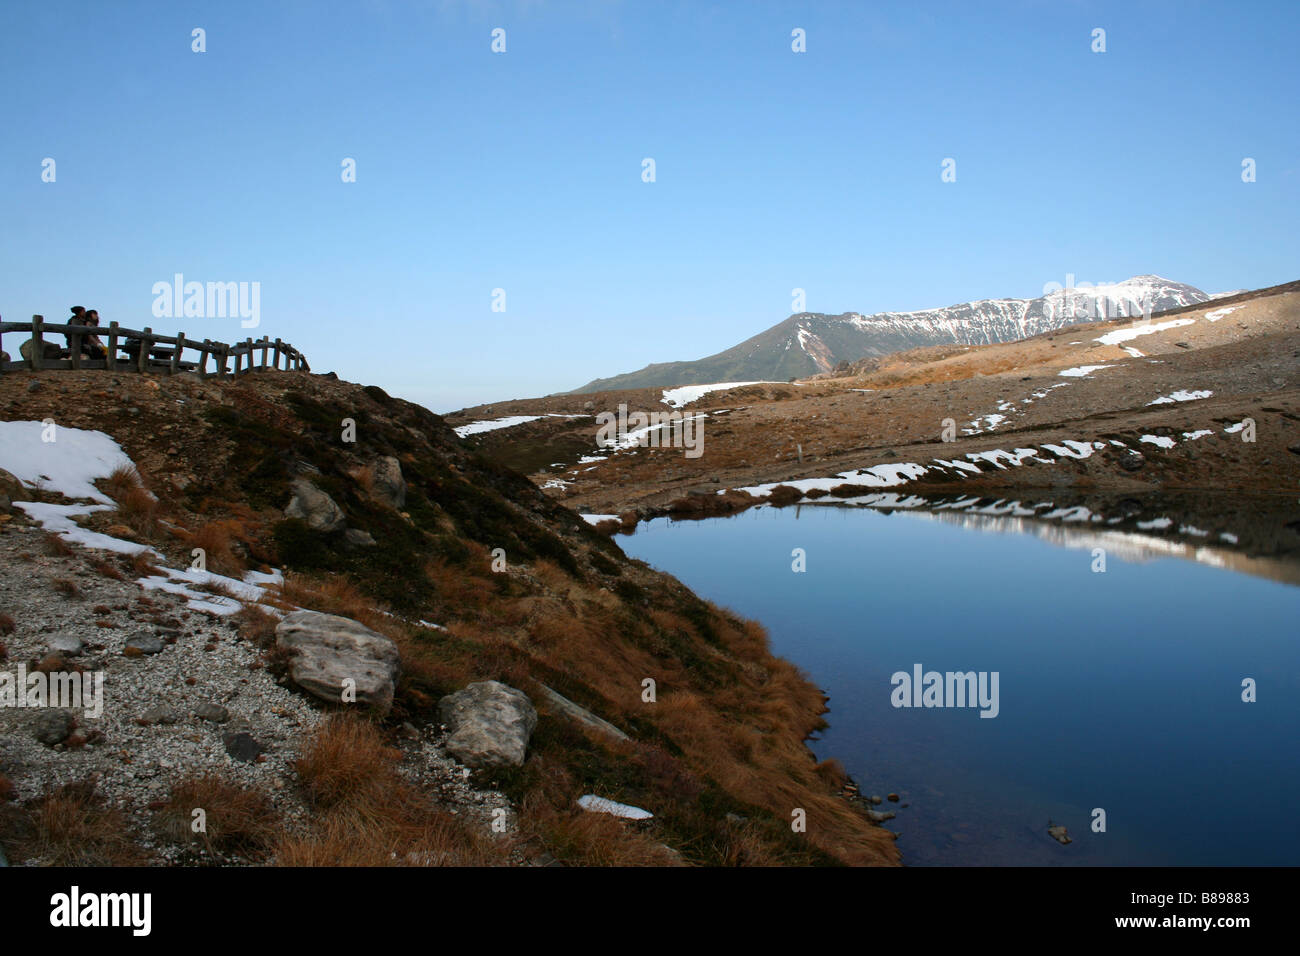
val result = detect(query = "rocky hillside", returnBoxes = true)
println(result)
[571,276,1210,392]
[0,368,898,866]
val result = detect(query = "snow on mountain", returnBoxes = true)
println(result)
[572,276,1210,393]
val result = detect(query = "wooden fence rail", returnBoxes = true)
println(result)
[0,316,310,377]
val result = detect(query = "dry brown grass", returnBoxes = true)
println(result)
[101,465,161,539]
[51,577,81,599]
[296,714,403,810]
[102,463,143,501]
[233,603,280,648]
[42,532,73,557]
[0,780,143,865]
[153,775,280,859]
[528,803,684,866]
[88,556,125,580]
[279,714,510,866]
[130,551,162,578]
[184,519,248,577]
[276,573,389,632]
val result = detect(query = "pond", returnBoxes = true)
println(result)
[617,493,1300,865]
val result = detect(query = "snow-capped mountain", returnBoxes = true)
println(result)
[571,276,1209,393]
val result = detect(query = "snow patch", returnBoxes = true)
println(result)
[578,795,653,820]
[0,421,133,503]
[1147,389,1212,405]
[1093,317,1195,346]
[1139,435,1176,449]
[1058,365,1114,378]
[661,382,785,408]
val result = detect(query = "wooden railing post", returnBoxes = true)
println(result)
[106,322,119,372]
[199,339,211,377]
[217,342,229,377]
[171,332,185,374]
[31,315,44,370]
[69,324,82,370]
[137,327,151,373]
[273,337,282,370]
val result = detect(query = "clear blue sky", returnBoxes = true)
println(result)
[3,1,1296,412]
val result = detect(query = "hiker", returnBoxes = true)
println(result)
[64,306,87,352]
[81,310,108,359]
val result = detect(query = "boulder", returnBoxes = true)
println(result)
[0,468,27,510]
[369,456,406,509]
[125,634,164,655]
[438,680,537,769]
[275,610,400,714]
[33,710,75,746]
[343,528,377,548]
[284,479,346,533]
[19,339,62,364]
[48,635,83,656]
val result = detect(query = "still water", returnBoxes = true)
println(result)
[619,499,1299,865]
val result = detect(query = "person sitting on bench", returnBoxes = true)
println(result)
[64,306,87,354]
[80,310,108,359]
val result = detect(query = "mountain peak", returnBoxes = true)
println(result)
[571,277,1210,393]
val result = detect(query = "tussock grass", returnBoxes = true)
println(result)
[51,577,81,599]
[280,714,509,866]
[154,775,280,859]
[232,603,280,648]
[0,781,143,866]
[184,519,248,576]
[88,556,125,580]
[42,532,73,557]
[102,464,163,540]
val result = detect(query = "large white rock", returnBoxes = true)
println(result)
[284,478,346,532]
[438,680,537,769]
[369,456,406,510]
[275,610,400,714]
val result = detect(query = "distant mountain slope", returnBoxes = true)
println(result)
[571,276,1209,393]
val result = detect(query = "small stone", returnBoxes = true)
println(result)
[222,732,264,763]
[141,706,182,725]
[48,635,83,656]
[343,528,377,548]
[125,634,164,655]
[1048,824,1072,845]
[866,809,896,823]
[887,793,900,802]
[33,710,75,745]
[194,703,230,723]
[869,795,883,805]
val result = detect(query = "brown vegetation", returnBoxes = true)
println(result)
[153,775,280,859]
[0,780,143,866]
[279,714,509,866]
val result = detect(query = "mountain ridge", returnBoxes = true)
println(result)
[570,275,1210,393]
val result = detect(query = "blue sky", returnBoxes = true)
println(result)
[2,1,1296,412]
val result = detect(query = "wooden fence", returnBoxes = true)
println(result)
[0,315,309,377]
